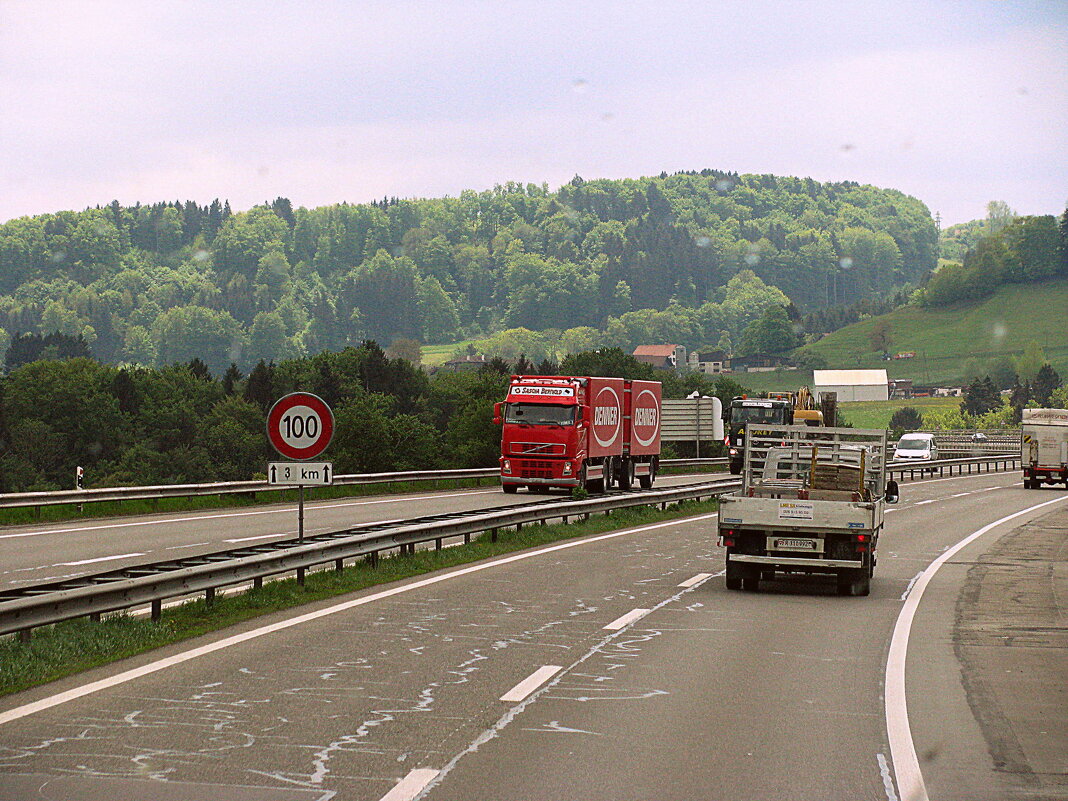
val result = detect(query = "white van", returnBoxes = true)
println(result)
[893,432,938,464]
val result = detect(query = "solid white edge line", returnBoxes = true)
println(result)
[678,572,713,587]
[0,511,719,726]
[884,493,1068,801]
[499,665,564,703]
[379,768,440,801]
[603,607,651,630]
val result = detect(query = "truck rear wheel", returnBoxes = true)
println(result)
[742,569,760,592]
[837,569,870,596]
[725,561,743,590]
[618,459,634,490]
[503,484,518,494]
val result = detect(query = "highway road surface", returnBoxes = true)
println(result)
[0,470,1065,801]
[0,474,717,590]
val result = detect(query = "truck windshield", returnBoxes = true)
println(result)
[505,403,576,426]
[731,406,787,425]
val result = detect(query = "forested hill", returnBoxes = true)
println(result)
[0,171,937,373]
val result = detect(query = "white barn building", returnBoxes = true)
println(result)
[813,369,889,402]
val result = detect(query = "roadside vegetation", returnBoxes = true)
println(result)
[0,496,719,697]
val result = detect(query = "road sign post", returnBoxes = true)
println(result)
[266,393,334,543]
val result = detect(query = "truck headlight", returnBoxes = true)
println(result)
[502,459,512,473]
[562,462,572,475]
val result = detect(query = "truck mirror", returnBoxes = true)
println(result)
[885,479,899,504]
[493,402,502,426]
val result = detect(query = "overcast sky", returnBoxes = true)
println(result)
[1,0,1065,226]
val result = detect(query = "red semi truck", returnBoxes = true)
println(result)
[494,375,662,493]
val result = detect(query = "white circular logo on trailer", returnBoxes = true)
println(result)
[267,392,334,460]
[631,389,660,447]
[592,386,622,448]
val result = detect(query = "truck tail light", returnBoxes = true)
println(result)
[720,529,735,547]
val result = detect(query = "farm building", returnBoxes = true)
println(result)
[813,369,890,402]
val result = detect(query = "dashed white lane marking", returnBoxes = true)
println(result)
[223,534,285,543]
[54,552,145,567]
[884,493,1068,801]
[949,492,971,498]
[914,500,935,505]
[678,572,713,587]
[0,511,720,726]
[500,665,564,703]
[0,490,498,541]
[165,542,210,550]
[379,768,440,801]
[603,607,651,630]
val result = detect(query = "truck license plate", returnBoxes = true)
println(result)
[770,537,821,552]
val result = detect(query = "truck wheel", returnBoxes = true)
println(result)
[503,484,518,494]
[725,561,743,590]
[618,460,634,490]
[742,570,760,592]
[638,466,653,489]
[729,460,742,475]
[837,569,869,596]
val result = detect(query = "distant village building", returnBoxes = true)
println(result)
[731,354,789,373]
[633,345,686,371]
[687,350,731,375]
[813,369,890,402]
[888,378,914,399]
[438,354,487,373]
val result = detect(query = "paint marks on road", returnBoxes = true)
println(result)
[877,753,899,801]
[500,665,564,703]
[603,608,651,631]
[677,572,713,587]
[900,572,922,601]
[379,768,440,801]
[914,499,936,506]
[55,552,145,567]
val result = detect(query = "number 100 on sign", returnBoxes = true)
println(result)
[266,392,334,461]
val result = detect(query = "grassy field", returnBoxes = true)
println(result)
[421,339,476,367]
[838,396,960,429]
[803,279,1068,385]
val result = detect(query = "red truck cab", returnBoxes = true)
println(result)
[495,375,661,494]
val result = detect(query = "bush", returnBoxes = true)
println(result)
[889,406,924,431]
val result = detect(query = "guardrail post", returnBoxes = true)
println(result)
[464,533,470,545]
[90,612,101,623]
[18,629,30,644]
[253,577,262,590]
[205,587,215,608]
[297,567,305,585]
[435,538,442,551]
[491,528,498,542]
[370,551,379,568]
[335,558,344,571]
[151,599,162,623]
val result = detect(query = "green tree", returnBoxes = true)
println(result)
[151,305,247,373]
[739,305,798,355]
[960,376,1001,416]
[1033,363,1061,406]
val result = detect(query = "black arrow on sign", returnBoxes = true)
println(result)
[324,464,331,483]
[270,464,277,483]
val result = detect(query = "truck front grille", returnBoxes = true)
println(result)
[518,460,555,479]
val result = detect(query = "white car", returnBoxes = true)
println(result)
[894,432,938,464]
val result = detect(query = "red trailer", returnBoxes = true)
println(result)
[495,375,662,493]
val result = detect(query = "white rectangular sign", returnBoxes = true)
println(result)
[269,462,333,485]
[778,500,814,520]
[509,385,575,397]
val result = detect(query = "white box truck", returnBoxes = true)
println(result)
[1022,408,1068,489]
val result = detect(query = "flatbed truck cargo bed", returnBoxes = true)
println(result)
[717,424,899,596]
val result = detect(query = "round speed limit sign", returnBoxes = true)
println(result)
[266,392,334,460]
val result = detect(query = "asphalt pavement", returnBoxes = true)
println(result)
[0,470,1064,801]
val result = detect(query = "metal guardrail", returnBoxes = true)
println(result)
[0,477,739,639]
[0,454,1019,639]
[0,458,728,511]
[888,454,1020,480]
